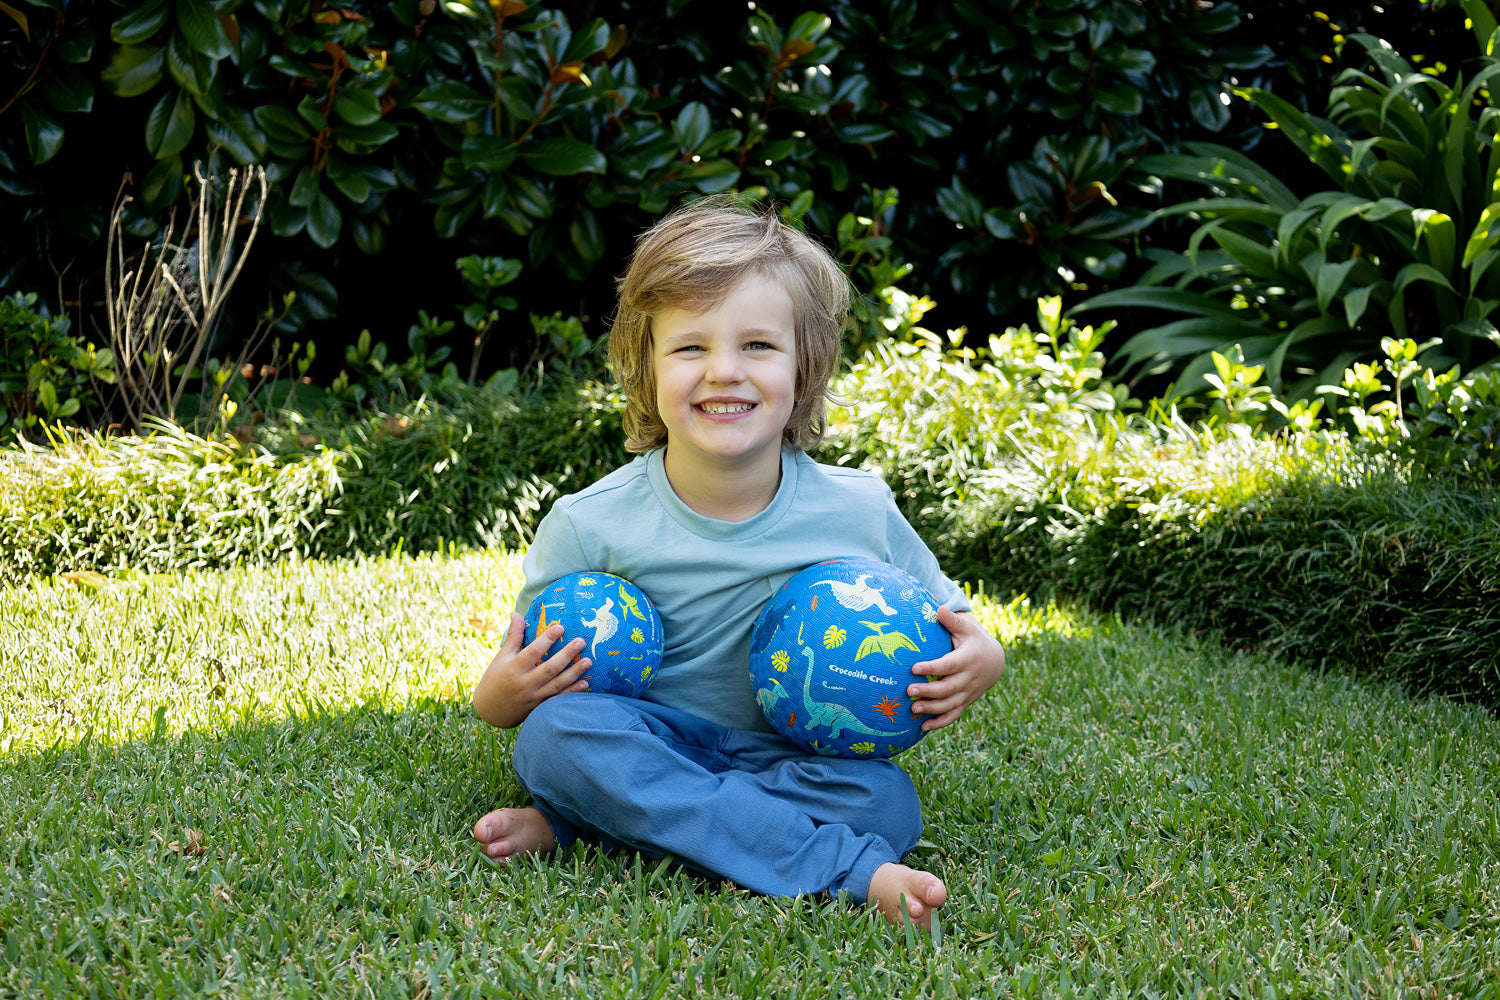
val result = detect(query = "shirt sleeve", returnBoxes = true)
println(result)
[881,486,972,614]
[512,501,594,618]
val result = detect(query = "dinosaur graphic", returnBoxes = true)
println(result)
[580,597,619,656]
[854,621,921,663]
[799,647,900,740]
[616,581,648,623]
[756,677,788,716]
[812,575,897,615]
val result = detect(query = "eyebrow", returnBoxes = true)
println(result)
[657,327,792,348]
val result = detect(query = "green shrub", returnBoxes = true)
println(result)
[0,291,114,437]
[284,375,627,560]
[824,315,1500,708]
[0,421,340,581]
[0,372,627,583]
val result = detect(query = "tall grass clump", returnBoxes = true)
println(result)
[0,421,340,582]
[0,376,628,583]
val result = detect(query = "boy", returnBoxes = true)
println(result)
[471,198,1005,928]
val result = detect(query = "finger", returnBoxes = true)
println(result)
[498,612,528,653]
[548,655,592,695]
[920,707,964,731]
[521,624,569,664]
[911,687,969,716]
[907,676,958,702]
[537,637,587,677]
[936,604,970,632]
[912,656,957,678]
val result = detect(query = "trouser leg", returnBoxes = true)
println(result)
[511,693,924,904]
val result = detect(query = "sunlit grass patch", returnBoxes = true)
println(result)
[0,548,526,754]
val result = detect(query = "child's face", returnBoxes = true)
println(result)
[651,270,798,478]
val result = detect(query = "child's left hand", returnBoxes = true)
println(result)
[907,606,1006,731]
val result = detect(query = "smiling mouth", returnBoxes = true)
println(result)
[698,402,754,414]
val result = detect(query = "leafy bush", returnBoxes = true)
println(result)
[0,373,627,583]
[0,291,114,437]
[823,314,1500,708]
[282,374,627,560]
[0,1,904,355]
[2,0,1318,376]
[1076,1,1500,398]
[0,420,341,581]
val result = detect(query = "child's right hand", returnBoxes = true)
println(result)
[472,612,593,729]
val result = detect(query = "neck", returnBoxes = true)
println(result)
[663,446,783,522]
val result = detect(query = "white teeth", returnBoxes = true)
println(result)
[699,402,753,414]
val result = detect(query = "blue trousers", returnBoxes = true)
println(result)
[511,693,924,904]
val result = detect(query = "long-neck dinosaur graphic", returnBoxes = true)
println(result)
[800,647,899,740]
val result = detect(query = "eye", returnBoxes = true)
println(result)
[746,341,774,351]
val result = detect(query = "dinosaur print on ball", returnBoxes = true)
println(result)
[524,572,664,698]
[749,558,953,758]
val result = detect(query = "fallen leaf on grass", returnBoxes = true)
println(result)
[59,570,110,590]
[167,828,207,857]
[466,616,504,634]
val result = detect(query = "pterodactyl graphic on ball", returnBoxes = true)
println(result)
[854,621,920,663]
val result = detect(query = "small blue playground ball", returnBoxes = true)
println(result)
[523,572,664,698]
[749,557,953,758]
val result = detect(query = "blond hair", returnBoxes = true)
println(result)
[608,196,851,453]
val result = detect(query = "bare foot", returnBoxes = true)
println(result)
[868,862,948,930]
[472,807,557,863]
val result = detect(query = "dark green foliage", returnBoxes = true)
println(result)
[1075,0,1500,398]
[0,0,899,356]
[1,0,1307,372]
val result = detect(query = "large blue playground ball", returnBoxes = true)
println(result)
[749,558,953,758]
[523,572,664,698]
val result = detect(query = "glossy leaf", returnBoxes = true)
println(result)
[333,89,383,126]
[560,18,610,63]
[682,158,739,193]
[40,66,94,113]
[519,137,606,176]
[673,102,711,150]
[412,81,492,124]
[101,44,166,97]
[144,87,196,159]
[306,192,342,248]
[254,104,311,143]
[569,206,604,263]
[167,29,214,95]
[21,104,65,164]
[141,155,184,209]
[111,0,169,45]
[289,166,319,208]
[176,0,232,60]
[461,136,519,172]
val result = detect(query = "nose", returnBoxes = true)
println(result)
[704,350,744,385]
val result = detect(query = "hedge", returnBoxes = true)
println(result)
[4,329,1496,710]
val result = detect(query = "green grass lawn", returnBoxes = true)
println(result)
[2,551,1497,998]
